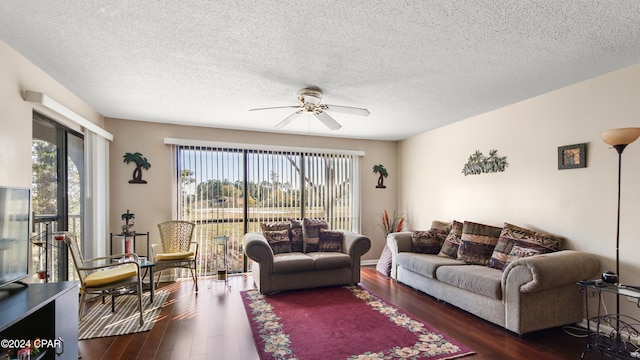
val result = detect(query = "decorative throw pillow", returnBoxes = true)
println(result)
[289,219,304,252]
[488,223,564,270]
[263,229,292,254]
[412,230,447,254]
[319,229,343,252]
[261,221,291,232]
[302,218,328,253]
[438,220,463,259]
[431,220,452,234]
[504,245,542,267]
[456,221,502,265]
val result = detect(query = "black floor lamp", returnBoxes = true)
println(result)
[600,127,640,321]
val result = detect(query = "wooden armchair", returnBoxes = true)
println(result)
[64,233,144,326]
[153,221,199,291]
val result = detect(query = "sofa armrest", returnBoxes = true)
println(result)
[386,231,413,279]
[502,250,600,293]
[342,231,371,258]
[244,232,275,274]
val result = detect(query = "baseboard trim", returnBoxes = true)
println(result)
[362,259,378,266]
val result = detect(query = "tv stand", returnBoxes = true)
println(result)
[0,282,78,359]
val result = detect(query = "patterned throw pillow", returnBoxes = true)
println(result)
[412,230,447,254]
[319,229,344,252]
[261,221,291,232]
[504,245,542,267]
[263,229,292,254]
[488,223,564,270]
[302,218,329,253]
[456,221,502,265]
[438,220,463,259]
[431,220,452,234]
[289,219,304,252]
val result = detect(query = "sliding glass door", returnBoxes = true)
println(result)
[31,112,84,282]
[174,145,360,276]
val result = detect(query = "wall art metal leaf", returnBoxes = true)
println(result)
[462,149,508,176]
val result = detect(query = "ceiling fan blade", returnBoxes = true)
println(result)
[274,110,303,129]
[250,105,300,112]
[324,104,370,116]
[315,111,342,130]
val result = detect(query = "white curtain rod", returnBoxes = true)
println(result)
[163,138,365,156]
[24,91,113,141]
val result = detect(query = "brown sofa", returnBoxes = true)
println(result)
[244,231,371,294]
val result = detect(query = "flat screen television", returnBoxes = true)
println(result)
[0,186,31,288]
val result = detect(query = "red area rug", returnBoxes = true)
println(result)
[241,286,475,360]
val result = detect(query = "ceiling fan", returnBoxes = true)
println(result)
[249,86,370,130]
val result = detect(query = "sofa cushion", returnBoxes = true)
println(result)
[411,230,446,254]
[290,219,304,252]
[319,229,343,252]
[303,218,329,253]
[436,265,503,300]
[457,221,502,265]
[308,252,351,270]
[488,223,564,270]
[263,229,292,254]
[272,253,314,273]
[438,220,463,259]
[397,252,463,279]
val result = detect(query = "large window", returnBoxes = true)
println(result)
[173,144,361,275]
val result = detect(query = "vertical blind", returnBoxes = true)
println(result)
[172,144,361,275]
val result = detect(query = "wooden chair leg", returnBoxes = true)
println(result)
[78,291,88,320]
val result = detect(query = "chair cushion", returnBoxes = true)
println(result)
[85,263,138,287]
[155,251,195,261]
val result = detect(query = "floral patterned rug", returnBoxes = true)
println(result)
[241,285,475,360]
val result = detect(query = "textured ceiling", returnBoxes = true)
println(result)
[1,1,639,141]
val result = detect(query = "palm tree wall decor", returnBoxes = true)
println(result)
[462,149,508,176]
[372,164,388,188]
[123,152,151,184]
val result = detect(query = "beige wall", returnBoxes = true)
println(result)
[0,39,104,187]
[105,118,398,261]
[398,63,640,315]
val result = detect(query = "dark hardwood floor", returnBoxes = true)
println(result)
[79,267,595,359]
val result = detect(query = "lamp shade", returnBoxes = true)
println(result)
[601,127,640,146]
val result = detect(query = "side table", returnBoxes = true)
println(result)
[579,281,640,359]
[110,231,150,257]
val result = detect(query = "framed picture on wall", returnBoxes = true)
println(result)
[558,143,586,170]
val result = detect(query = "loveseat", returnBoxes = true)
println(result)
[387,221,600,335]
[244,221,371,294]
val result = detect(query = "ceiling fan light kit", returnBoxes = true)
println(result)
[250,86,370,130]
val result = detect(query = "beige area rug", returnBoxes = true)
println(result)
[79,290,169,340]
